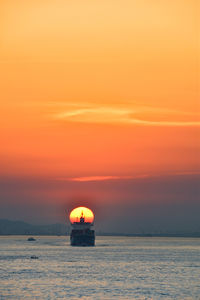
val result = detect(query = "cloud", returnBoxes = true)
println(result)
[53,105,200,127]
[54,107,130,124]
[56,171,200,183]
[128,119,200,127]
[18,101,199,127]
[56,175,150,182]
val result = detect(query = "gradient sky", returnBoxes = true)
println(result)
[0,0,199,233]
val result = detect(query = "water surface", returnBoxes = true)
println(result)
[0,236,200,299]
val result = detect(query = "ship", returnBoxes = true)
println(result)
[70,211,95,246]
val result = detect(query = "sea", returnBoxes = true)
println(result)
[0,236,200,299]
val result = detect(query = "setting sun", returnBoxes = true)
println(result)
[69,207,94,224]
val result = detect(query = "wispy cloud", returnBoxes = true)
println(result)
[128,119,200,127]
[56,171,200,183]
[52,104,200,127]
[57,174,150,182]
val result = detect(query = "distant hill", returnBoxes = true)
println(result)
[0,219,69,235]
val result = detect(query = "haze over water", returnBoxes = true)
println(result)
[0,236,200,299]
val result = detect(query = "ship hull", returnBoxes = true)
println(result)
[70,229,95,246]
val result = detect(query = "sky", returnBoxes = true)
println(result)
[0,0,199,233]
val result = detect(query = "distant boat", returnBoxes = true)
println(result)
[27,237,36,241]
[30,255,38,259]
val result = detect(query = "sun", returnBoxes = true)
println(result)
[69,207,94,224]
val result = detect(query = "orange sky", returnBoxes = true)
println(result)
[0,1,199,227]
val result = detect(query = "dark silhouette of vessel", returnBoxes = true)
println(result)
[27,237,36,241]
[70,211,95,246]
[30,255,39,259]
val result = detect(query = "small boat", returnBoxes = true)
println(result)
[27,237,36,241]
[30,255,38,259]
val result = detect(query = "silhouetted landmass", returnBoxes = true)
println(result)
[0,219,200,237]
[0,219,69,235]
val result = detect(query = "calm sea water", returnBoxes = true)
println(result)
[0,236,200,299]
